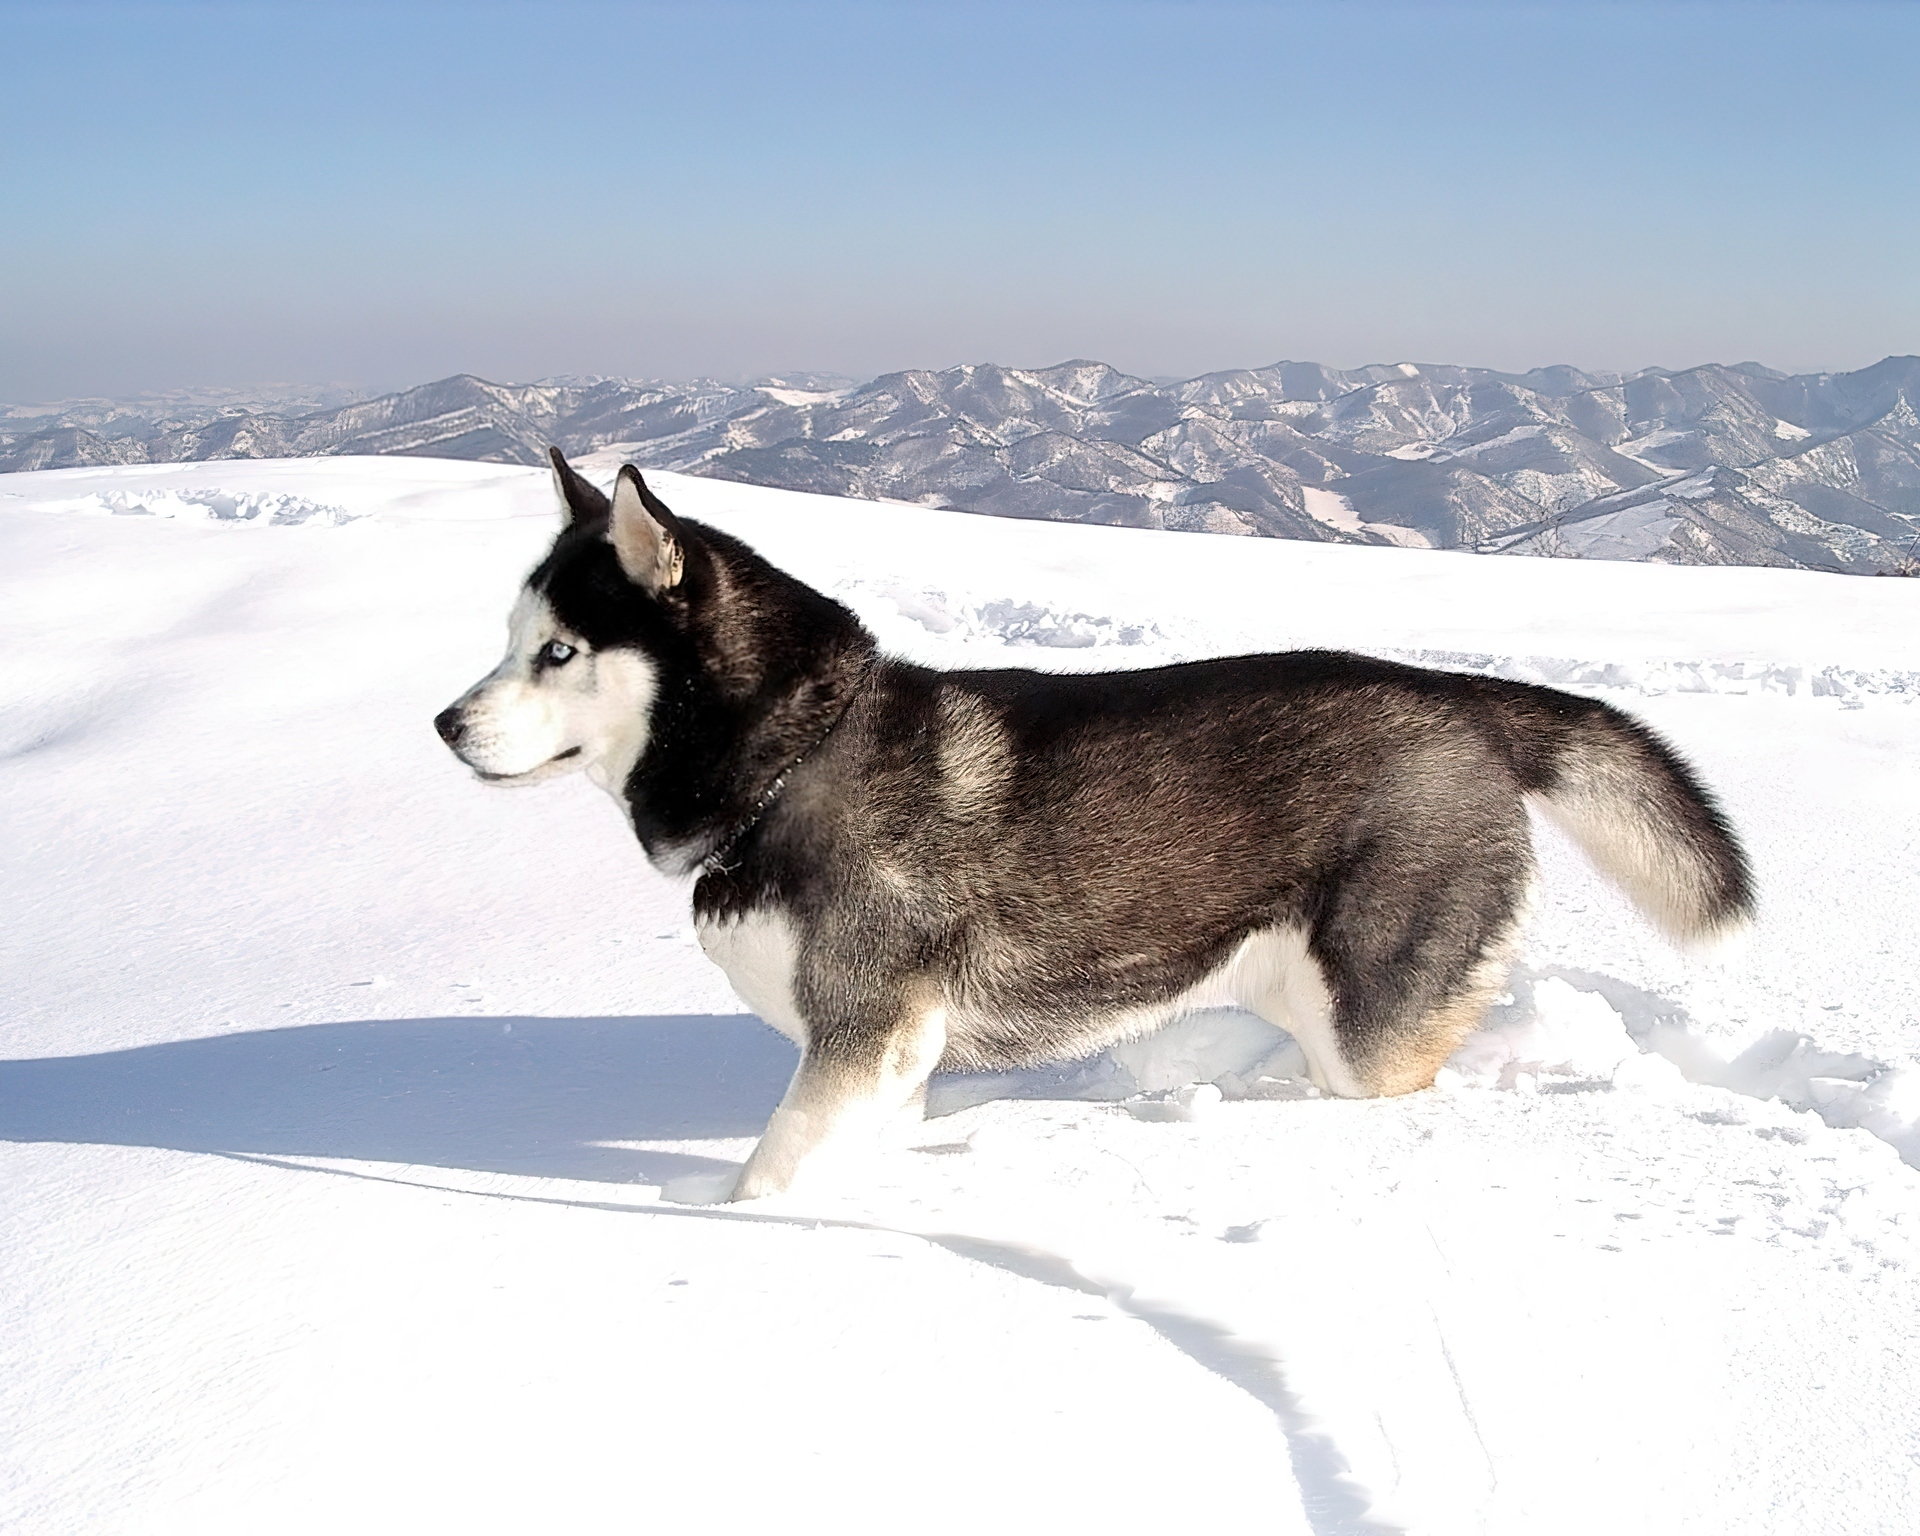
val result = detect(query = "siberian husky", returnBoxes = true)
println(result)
[435,450,1754,1199]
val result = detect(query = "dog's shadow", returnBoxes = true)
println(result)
[0,1015,806,1185]
[0,1009,1295,1184]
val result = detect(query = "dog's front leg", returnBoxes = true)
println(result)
[730,1000,947,1201]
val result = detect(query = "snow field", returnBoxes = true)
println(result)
[3,458,1918,1533]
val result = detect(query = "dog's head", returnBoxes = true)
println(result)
[433,449,687,792]
[437,448,873,868]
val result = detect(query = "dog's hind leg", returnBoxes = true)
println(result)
[1352,939,1516,1096]
[730,995,948,1201]
[1329,894,1533,1098]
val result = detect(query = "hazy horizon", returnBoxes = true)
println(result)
[13,350,1920,414]
[5,0,1916,400]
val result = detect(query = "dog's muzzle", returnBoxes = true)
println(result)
[433,705,466,749]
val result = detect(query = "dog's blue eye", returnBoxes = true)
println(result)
[539,640,576,666]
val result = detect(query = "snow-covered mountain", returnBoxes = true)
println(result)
[7,356,1919,573]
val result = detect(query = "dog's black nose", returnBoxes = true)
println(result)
[433,706,465,747]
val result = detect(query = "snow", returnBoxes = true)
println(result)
[756,385,849,408]
[1542,497,1686,560]
[1616,426,1701,469]
[1300,484,1434,548]
[1430,423,1547,460]
[4,457,1919,1534]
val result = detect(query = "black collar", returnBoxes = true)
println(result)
[701,657,873,875]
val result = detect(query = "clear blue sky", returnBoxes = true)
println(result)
[3,0,1916,398]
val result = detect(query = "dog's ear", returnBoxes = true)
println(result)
[609,465,685,593]
[549,446,610,525]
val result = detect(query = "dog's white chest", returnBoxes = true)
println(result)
[695,908,805,1045]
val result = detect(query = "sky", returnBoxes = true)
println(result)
[2,0,1917,400]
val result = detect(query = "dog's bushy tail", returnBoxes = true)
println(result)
[1483,681,1755,943]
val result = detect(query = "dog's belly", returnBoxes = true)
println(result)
[694,909,1356,1092]
[939,925,1327,1064]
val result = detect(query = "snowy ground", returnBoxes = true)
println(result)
[3,457,1917,1534]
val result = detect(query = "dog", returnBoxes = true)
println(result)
[435,449,1754,1199]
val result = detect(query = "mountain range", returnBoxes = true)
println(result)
[7,356,1918,573]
